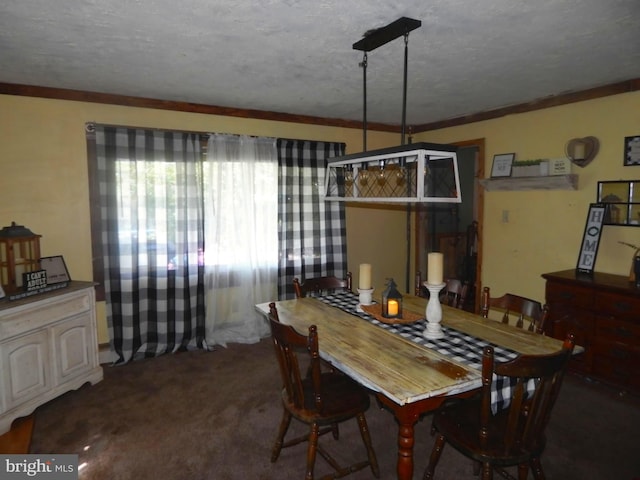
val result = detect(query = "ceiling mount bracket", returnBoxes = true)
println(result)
[352,17,422,52]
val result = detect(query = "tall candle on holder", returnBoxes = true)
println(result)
[427,252,444,285]
[359,263,372,290]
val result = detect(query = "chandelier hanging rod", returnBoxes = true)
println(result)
[353,17,421,151]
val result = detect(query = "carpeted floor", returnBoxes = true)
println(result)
[30,339,640,479]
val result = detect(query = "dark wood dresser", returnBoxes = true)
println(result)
[542,269,640,392]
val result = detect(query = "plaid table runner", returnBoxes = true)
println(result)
[318,291,533,412]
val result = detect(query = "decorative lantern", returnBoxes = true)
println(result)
[0,222,42,294]
[382,278,403,319]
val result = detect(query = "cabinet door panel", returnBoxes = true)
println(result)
[1,330,50,410]
[52,314,94,383]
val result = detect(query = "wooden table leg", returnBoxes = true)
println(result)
[377,394,447,480]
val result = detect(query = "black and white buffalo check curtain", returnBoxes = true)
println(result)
[90,126,347,362]
[93,125,206,364]
[277,139,348,299]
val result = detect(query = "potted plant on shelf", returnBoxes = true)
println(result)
[511,159,549,177]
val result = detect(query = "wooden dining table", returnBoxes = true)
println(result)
[255,292,578,480]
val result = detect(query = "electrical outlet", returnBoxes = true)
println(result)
[502,210,509,223]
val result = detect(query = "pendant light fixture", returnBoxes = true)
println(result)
[324,17,461,204]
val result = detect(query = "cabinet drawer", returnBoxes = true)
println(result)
[595,317,640,344]
[591,339,640,362]
[591,347,640,390]
[595,291,640,322]
[546,282,594,309]
[0,290,92,339]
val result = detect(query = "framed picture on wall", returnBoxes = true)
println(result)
[624,136,640,166]
[490,153,515,177]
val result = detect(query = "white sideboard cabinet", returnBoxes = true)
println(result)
[0,281,103,434]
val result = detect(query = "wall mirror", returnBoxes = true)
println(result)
[597,180,640,226]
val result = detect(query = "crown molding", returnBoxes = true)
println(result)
[2,78,638,134]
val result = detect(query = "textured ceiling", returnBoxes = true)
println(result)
[1,0,639,126]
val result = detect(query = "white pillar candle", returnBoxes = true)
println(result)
[427,252,444,285]
[359,263,372,290]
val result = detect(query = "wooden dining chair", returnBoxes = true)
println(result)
[267,303,380,480]
[480,287,549,334]
[293,272,352,298]
[423,333,576,480]
[415,271,467,310]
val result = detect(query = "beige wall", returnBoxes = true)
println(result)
[415,91,640,302]
[2,91,639,344]
[0,94,402,343]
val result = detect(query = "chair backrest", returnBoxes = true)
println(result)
[268,302,323,413]
[415,271,428,297]
[480,287,548,334]
[479,334,575,454]
[441,278,468,309]
[293,272,352,298]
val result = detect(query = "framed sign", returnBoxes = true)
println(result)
[40,255,71,284]
[576,204,605,274]
[490,153,515,177]
[548,157,571,175]
[24,270,47,292]
[624,135,640,166]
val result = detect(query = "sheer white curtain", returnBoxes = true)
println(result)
[204,134,278,347]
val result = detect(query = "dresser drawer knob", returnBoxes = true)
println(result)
[612,301,631,313]
[609,348,629,360]
[613,327,632,338]
[612,367,629,380]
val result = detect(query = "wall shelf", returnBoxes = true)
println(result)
[479,174,578,191]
